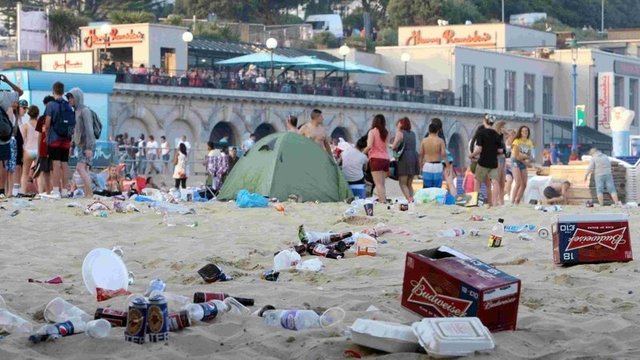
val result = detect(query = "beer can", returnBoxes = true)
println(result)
[168,310,191,331]
[399,203,409,211]
[488,234,502,247]
[193,292,255,307]
[95,307,128,327]
[124,297,147,344]
[147,294,169,342]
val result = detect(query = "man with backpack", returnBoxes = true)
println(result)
[0,74,24,197]
[67,88,95,198]
[44,81,75,198]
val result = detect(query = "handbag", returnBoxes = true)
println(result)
[392,141,405,159]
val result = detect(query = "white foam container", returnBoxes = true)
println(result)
[350,319,420,353]
[411,317,495,358]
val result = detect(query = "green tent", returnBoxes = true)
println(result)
[217,132,351,202]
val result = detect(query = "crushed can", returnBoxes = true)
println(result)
[168,310,191,331]
[147,294,169,342]
[124,297,147,344]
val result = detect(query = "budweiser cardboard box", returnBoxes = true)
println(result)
[401,246,520,332]
[552,213,633,265]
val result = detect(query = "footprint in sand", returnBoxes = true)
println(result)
[522,297,544,310]
[491,257,528,266]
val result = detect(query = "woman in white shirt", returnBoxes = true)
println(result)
[173,143,188,189]
[340,136,369,199]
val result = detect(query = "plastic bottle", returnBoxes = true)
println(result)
[144,279,166,297]
[85,319,111,338]
[0,299,33,334]
[262,307,345,331]
[186,300,228,322]
[162,212,198,227]
[437,228,465,237]
[488,218,505,247]
[29,318,86,343]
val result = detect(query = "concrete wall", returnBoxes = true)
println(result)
[110,83,540,165]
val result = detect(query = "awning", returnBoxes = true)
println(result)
[331,60,388,74]
[216,53,302,67]
[546,120,612,151]
[288,56,342,71]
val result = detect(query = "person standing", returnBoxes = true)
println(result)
[363,114,390,203]
[160,135,170,175]
[44,81,73,198]
[0,74,23,197]
[493,120,507,206]
[228,146,239,171]
[136,134,147,175]
[67,88,95,198]
[173,142,188,189]
[19,106,40,195]
[146,135,160,175]
[420,123,448,189]
[510,125,534,205]
[550,142,561,164]
[392,117,419,202]
[468,115,503,207]
[299,109,331,155]
[585,148,620,206]
[34,96,54,194]
[286,115,298,132]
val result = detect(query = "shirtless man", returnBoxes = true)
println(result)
[299,109,331,154]
[543,180,571,205]
[419,123,449,188]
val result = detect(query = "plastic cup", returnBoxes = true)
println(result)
[319,307,345,328]
[86,319,111,338]
[0,295,5,310]
[223,297,251,316]
[44,297,92,323]
[363,202,374,216]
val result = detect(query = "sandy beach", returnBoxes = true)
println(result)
[1,182,639,360]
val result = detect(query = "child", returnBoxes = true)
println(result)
[462,167,475,193]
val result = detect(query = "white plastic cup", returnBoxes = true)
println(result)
[86,319,111,338]
[319,307,345,328]
[44,297,92,323]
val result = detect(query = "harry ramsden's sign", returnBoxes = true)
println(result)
[84,28,145,48]
[405,29,495,47]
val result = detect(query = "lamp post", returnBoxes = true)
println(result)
[100,23,112,74]
[338,45,350,91]
[266,37,278,89]
[570,34,579,153]
[401,53,410,98]
[182,31,193,77]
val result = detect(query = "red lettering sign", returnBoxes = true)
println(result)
[84,28,145,48]
[407,277,472,317]
[565,227,627,251]
[405,29,494,47]
[53,60,83,70]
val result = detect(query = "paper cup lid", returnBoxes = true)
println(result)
[82,248,129,295]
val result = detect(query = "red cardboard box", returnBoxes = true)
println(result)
[552,214,633,265]
[401,246,521,332]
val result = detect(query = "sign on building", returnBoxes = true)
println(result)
[41,51,94,74]
[598,72,614,133]
[575,105,586,127]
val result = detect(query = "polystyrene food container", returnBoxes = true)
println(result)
[350,319,420,353]
[411,317,495,358]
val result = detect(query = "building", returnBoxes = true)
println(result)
[79,23,189,75]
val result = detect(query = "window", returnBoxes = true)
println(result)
[630,78,638,126]
[543,76,553,115]
[462,65,475,107]
[504,70,516,111]
[483,67,496,110]
[614,76,625,106]
[396,75,423,91]
[524,73,535,113]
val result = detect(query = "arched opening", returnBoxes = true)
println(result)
[448,133,464,168]
[116,117,149,141]
[166,119,195,148]
[209,121,236,147]
[331,126,352,143]
[254,123,276,141]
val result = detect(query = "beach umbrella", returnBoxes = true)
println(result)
[216,53,302,67]
[288,56,342,71]
[331,60,388,74]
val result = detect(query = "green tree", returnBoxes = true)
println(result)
[48,8,89,51]
[108,10,156,24]
[192,22,241,41]
[387,0,443,28]
[441,0,485,24]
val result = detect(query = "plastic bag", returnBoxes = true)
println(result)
[273,249,301,271]
[414,188,448,205]
[236,189,269,208]
[295,258,324,272]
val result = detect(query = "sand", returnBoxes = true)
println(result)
[1,183,640,360]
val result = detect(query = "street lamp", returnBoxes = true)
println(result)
[99,23,112,74]
[401,53,410,97]
[570,33,579,153]
[339,45,350,90]
[182,31,193,77]
[266,37,278,88]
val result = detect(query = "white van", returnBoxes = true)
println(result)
[305,14,343,40]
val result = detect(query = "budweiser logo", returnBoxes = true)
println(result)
[484,296,517,310]
[565,227,627,251]
[407,277,472,317]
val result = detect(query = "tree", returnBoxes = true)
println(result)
[387,0,443,28]
[441,0,485,24]
[108,10,156,24]
[48,8,89,51]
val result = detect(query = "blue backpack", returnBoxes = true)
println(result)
[52,99,76,139]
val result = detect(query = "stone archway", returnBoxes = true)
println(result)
[166,119,195,148]
[448,132,465,168]
[254,123,276,141]
[330,126,352,143]
[209,121,237,146]
[116,117,150,140]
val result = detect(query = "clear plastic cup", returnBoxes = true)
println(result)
[223,297,251,316]
[0,294,6,310]
[319,307,345,328]
[44,297,92,323]
[86,319,111,338]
